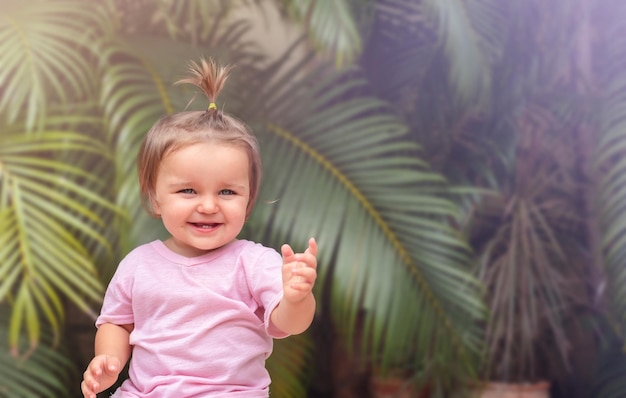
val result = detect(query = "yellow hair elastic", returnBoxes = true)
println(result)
[208,102,217,110]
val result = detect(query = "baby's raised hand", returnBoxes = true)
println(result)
[81,354,122,398]
[280,237,318,303]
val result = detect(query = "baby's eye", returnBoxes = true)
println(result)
[219,189,235,195]
[177,188,196,194]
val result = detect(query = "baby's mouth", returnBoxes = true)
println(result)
[191,222,219,229]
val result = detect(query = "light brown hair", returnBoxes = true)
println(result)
[137,58,261,217]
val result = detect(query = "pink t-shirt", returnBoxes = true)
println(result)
[96,239,289,397]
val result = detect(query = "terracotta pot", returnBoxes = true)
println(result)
[370,374,430,398]
[475,381,550,398]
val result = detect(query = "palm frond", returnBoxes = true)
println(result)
[375,0,503,107]
[266,333,313,397]
[423,0,503,106]
[591,339,626,398]
[0,303,76,397]
[244,59,485,390]
[0,0,113,131]
[96,38,191,260]
[153,0,249,44]
[278,0,369,67]
[0,128,117,351]
[594,1,626,343]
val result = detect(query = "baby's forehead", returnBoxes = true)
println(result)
[159,143,249,173]
[163,140,248,158]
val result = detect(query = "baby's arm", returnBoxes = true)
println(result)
[271,238,318,335]
[81,323,133,398]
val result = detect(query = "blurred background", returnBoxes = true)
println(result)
[1,0,626,397]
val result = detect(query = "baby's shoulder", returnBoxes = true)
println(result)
[123,240,159,259]
[232,239,281,262]
[115,240,161,271]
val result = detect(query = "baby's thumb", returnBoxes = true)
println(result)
[281,244,294,260]
[103,355,121,376]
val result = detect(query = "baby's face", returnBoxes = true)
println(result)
[151,142,250,257]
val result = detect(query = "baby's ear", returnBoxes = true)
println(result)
[152,208,161,217]
[149,196,161,216]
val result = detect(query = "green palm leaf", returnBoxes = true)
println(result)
[266,333,313,397]
[0,0,112,131]
[0,129,117,351]
[244,59,485,391]
[595,0,626,357]
[594,11,626,398]
[423,0,502,106]
[375,0,503,107]
[0,303,76,397]
[151,0,255,45]
[278,0,368,67]
[97,39,186,257]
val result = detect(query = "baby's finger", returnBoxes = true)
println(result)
[292,266,316,281]
[81,373,98,398]
[87,359,103,378]
[305,238,318,257]
[103,355,121,376]
[80,380,94,398]
[288,274,315,291]
[281,243,295,261]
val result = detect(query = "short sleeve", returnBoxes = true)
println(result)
[96,255,135,328]
[244,245,289,339]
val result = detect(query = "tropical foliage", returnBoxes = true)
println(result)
[357,1,626,396]
[1,0,626,398]
[0,0,482,397]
